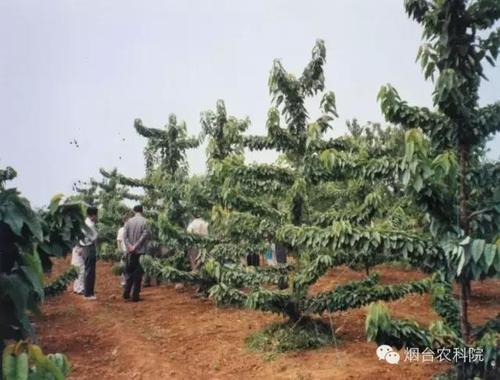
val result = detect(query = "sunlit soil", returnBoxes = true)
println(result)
[36,259,499,380]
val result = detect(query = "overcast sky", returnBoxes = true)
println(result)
[1,0,499,207]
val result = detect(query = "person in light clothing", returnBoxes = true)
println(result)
[116,212,132,287]
[71,245,84,294]
[186,214,209,271]
[116,223,127,253]
[80,207,99,300]
[263,240,276,266]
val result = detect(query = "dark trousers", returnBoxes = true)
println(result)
[275,244,287,264]
[247,253,260,267]
[123,253,143,301]
[83,244,97,297]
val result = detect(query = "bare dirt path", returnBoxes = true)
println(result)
[36,259,499,380]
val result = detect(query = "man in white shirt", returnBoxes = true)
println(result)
[116,212,132,287]
[116,226,126,253]
[71,245,85,294]
[80,206,98,300]
[186,214,209,271]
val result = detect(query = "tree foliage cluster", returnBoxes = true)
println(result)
[1,170,85,378]
[75,5,500,375]
[2,1,498,379]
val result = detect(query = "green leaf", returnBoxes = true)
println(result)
[483,244,495,269]
[0,274,30,320]
[15,352,29,380]
[494,248,500,272]
[48,353,71,376]
[413,175,423,192]
[19,265,44,301]
[2,347,16,380]
[2,203,25,236]
[471,239,485,262]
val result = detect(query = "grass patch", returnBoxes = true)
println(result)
[245,318,336,355]
[385,259,413,271]
[111,262,124,276]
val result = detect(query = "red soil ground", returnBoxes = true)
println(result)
[36,259,499,380]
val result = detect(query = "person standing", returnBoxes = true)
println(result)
[186,214,209,297]
[263,240,275,266]
[116,212,132,287]
[70,245,84,294]
[116,219,127,254]
[275,242,288,264]
[246,252,260,267]
[186,214,209,271]
[123,205,150,302]
[80,206,98,300]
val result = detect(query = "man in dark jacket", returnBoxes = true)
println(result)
[123,205,150,302]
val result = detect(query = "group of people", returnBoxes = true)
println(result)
[247,241,288,267]
[71,205,286,302]
[72,204,150,302]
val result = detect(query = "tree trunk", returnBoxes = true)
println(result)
[285,300,302,323]
[458,143,471,344]
[291,195,303,226]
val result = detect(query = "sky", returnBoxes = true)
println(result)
[1,0,499,207]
